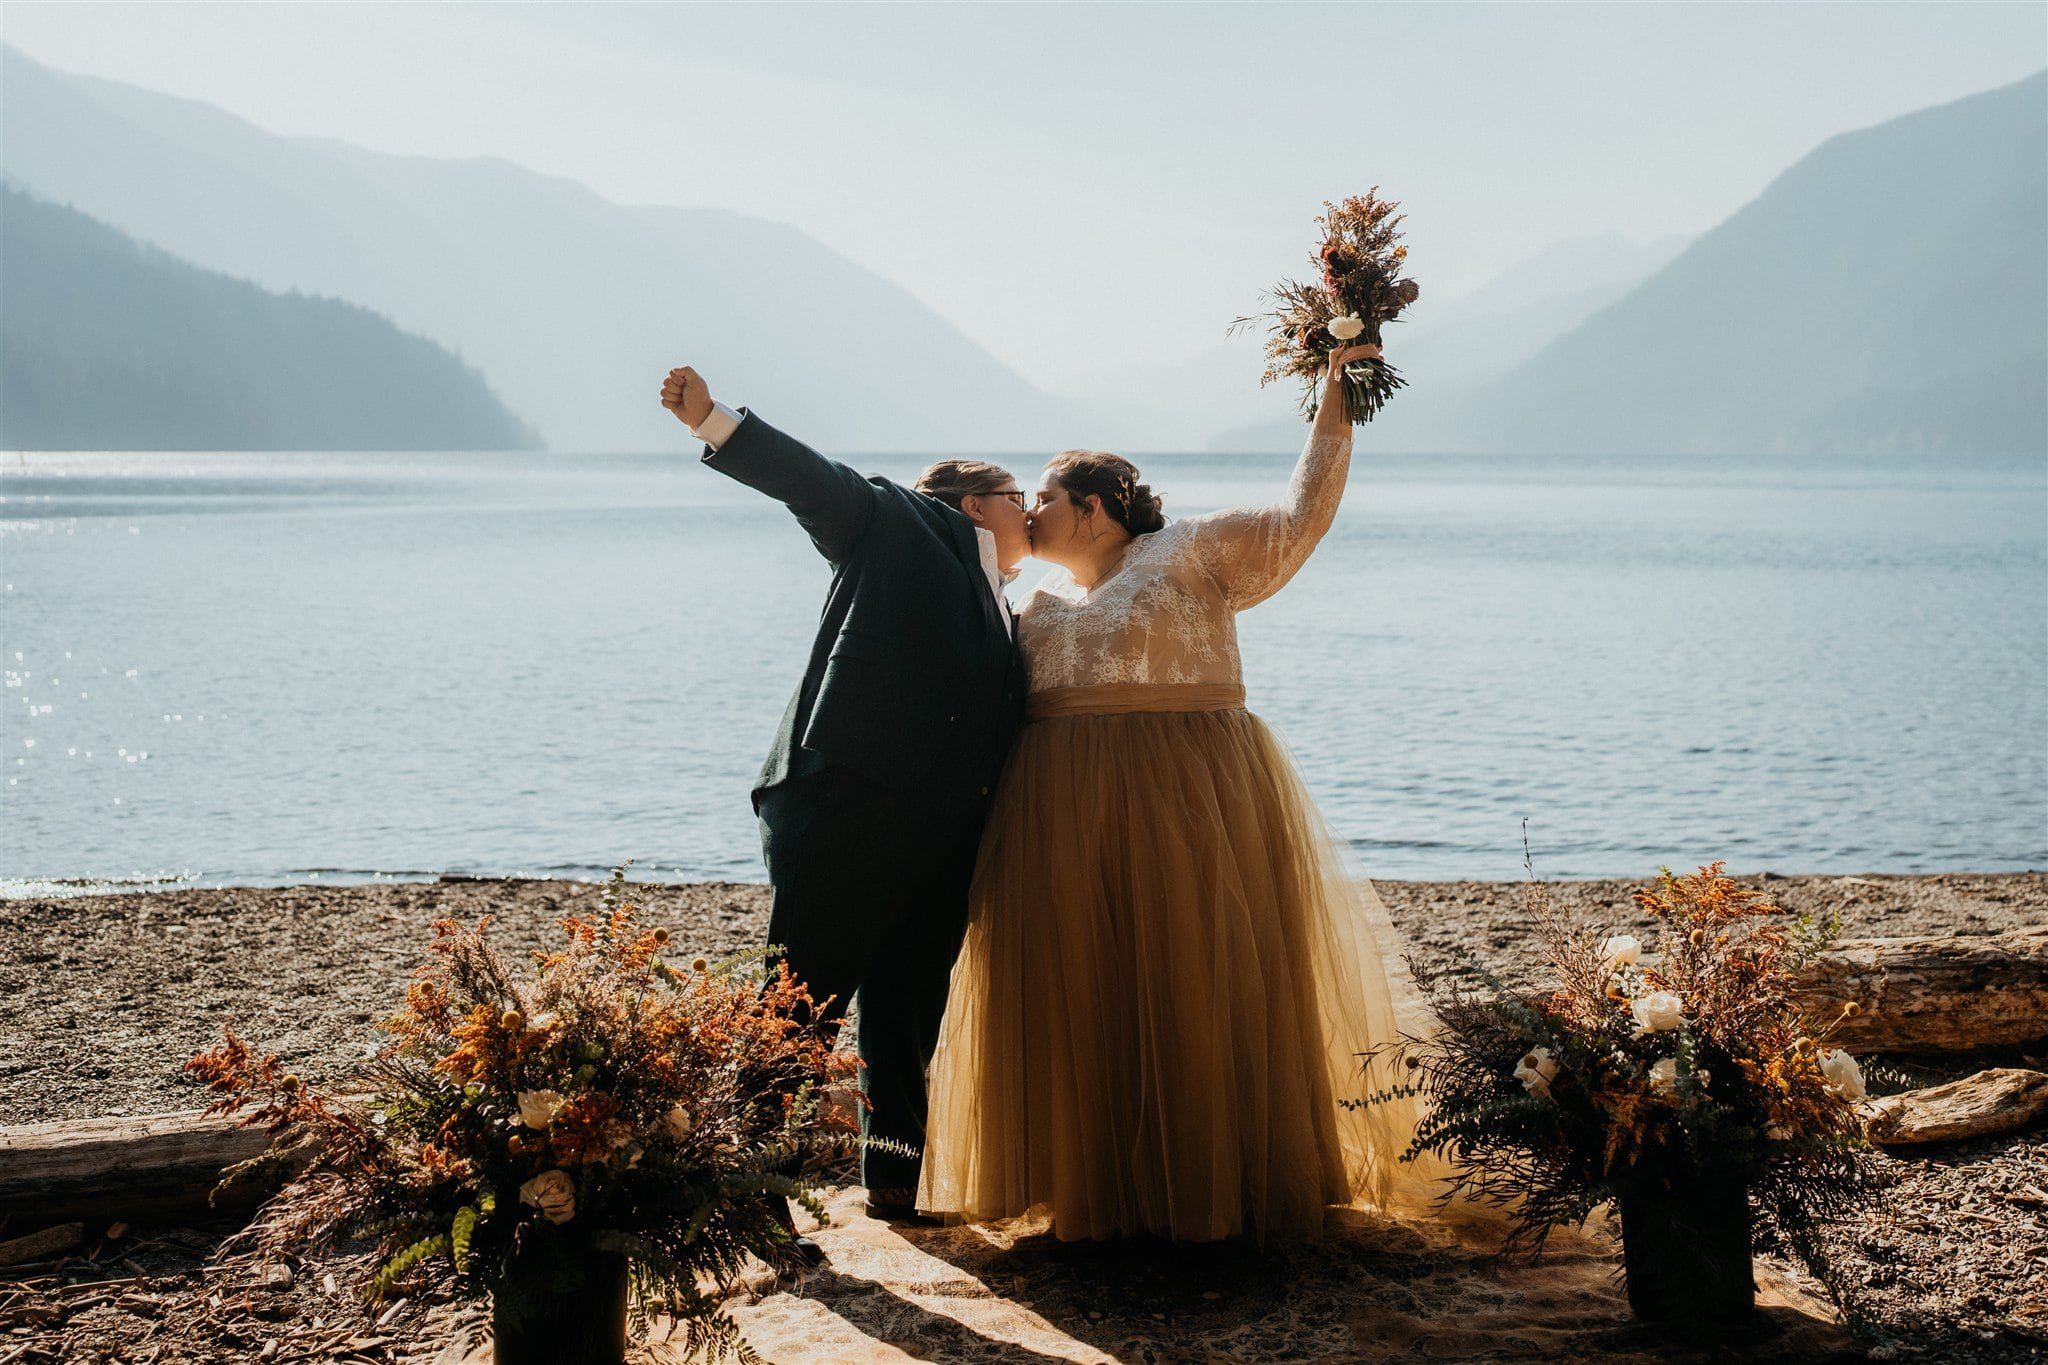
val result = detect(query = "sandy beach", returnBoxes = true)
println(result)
[3,872,2043,1362]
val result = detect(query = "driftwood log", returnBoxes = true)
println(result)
[0,1109,276,1227]
[1863,1068,2048,1146]
[0,1221,82,1266]
[1793,926,2048,1054]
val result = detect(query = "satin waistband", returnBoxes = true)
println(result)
[1026,683,1247,720]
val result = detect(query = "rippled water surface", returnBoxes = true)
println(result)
[2,446,2042,887]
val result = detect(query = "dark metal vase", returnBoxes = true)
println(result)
[1615,1150,1756,1324]
[490,1247,630,1365]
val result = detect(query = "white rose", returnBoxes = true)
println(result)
[516,1089,567,1129]
[1600,935,1642,970]
[664,1103,694,1141]
[1818,1048,1866,1100]
[1647,1058,1679,1099]
[1513,1046,1559,1099]
[1327,314,1365,342]
[1629,991,1685,1035]
[518,1169,576,1225]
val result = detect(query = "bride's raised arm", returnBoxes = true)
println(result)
[1190,342,1379,611]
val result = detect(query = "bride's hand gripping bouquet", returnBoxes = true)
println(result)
[1235,190,1420,424]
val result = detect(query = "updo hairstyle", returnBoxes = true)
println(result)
[1044,450,1165,536]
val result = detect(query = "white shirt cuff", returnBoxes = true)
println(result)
[690,401,742,450]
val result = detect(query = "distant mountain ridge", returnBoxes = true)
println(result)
[3,45,2038,457]
[0,186,539,451]
[1456,71,2047,455]
[0,46,1115,454]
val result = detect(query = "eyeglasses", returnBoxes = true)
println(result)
[992,490,1026,507]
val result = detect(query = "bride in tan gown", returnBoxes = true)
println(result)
[918,343,1440,1246]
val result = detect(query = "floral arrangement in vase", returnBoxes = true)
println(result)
[187,867,861,1362]
[1361,862,1886,1323]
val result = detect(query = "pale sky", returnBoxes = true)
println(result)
[2,2,2042,388]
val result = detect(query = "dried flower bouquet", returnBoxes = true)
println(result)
[187,867,863,1360]
[1235,190,1421,423]
[1360,862,1886,1319]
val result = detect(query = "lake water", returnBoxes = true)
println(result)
[2,446,2043,892]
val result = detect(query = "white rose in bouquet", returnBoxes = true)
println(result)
[1513,1046,1560,1099]
[1647,1057,1680,1099]
[1629,991,1685,1035]
[519,1169,577,1225]
[1819,1048,1867,1100]
[664,1103,695,1140]
[1600,934,1642,970]
[517,1089,567,1129]
[1327,314,1366,342]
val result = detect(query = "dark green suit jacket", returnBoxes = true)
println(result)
[702,410,1026,817]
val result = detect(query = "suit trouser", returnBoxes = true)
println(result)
[757,765,983,1196]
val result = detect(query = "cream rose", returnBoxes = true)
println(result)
[1600,935,1642,970]
[1647,1058,1679,1099]
[1513,1046,1559,1099]
[1818,1048,1867,1100]
[1630,991,1684,1034]
[664,1103,694,1141]
[1327,314,1365,342]
[516,1089,567,1129]
[519,1169,576,1225]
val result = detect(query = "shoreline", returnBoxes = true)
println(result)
[2,870,2040,1126]
[6,860,2045,901]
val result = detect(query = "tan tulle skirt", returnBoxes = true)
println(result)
[918,683,1443,1246]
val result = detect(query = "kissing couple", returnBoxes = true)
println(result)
[659,348,1435,1264]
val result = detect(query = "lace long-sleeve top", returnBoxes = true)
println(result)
[1019,428,1353,695]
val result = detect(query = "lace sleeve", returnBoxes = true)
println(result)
[1188,427,1354,610]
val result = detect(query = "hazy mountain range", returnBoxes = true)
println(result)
[1457,70,2047,455]
[0,46,1102,454]
[1224,72,2046,455]
[0,186,536,451]
[2,45,2041,456]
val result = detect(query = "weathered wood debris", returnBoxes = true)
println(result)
[1864,1067,2048,1146]
[1793,926,2048,1054]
